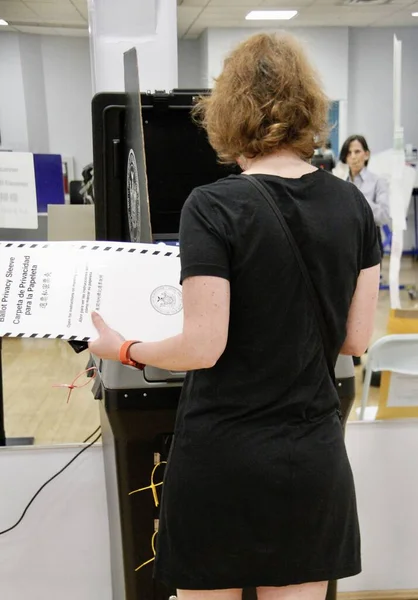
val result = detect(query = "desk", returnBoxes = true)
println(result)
[47,204,95,241]
[0,214,48,242]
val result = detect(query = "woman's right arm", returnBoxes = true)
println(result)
[340,264,380,356]
[340,187,382,356]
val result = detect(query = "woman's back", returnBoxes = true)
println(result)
[176,171,379,434]
[90,31,381,597]
[152,32,381,596]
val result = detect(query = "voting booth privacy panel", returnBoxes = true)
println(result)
[91,48,354,600]
[92,98,235,244]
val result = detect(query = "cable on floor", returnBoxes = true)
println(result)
[83,426,101,444]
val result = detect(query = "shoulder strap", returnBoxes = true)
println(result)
[243,174,336,384]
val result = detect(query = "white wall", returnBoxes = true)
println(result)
[348,28,418,154]
[0,33,28,151]
[90,0,178,94]
[0,32,93,178]
[19,34,50,155]
[0,444,111,600]
[204,27,349,101]
[200,29,210,89]
[341,420,418,592]
[42,36,93,177]
[178,39,202,88]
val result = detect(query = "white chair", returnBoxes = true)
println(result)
[360,334,418,420]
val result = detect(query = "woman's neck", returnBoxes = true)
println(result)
[349,167,363,180]
[241,150,317,179]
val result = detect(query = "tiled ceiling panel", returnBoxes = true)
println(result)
[14,25,60,34]
[179,0,418,36]
[14,24,87,35]
[72,1,88,19]
[0,2,38,21]
[0,0,416,38]
[26,1,85,23]
[260,0,322,6]
[208,0,263,6]
[179,0,208,6]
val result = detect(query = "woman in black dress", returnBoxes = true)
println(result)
[90,33,381,600]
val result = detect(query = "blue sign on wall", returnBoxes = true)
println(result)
[33,154,65,214]
[328,101,340,158]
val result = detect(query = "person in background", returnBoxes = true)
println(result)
[338,135,390,256]
[313,141,336,171]
[337,135,389,375]
[323,140,336,169]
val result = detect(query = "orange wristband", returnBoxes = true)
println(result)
[119,341,144,370]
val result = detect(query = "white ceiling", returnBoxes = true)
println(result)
[0,0,417,38]
[0,0,89,37]
[178,0,418,37]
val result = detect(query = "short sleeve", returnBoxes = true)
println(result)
[357,188,382,269]
[179,188,230,284]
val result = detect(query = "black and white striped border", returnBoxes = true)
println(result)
[0,242,180,258]
[1,332,92,341]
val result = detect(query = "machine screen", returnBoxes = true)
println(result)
[142,106,238,238]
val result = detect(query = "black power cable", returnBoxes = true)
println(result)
[83,425,101,444]
[0,430,102,536]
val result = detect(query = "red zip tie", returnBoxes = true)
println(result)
[53,366,97,403]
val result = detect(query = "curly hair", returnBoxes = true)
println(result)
[193,33,330,164]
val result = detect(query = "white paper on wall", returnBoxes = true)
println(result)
[0,152,38,230]
[0,241,183,342]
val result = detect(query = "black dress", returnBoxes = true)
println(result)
[154,171,381,590]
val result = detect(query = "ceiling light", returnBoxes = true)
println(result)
[412,11,418,16]
[0,19,9,26]
[246,10,298,21]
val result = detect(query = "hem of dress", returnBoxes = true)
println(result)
[154,564,362,590]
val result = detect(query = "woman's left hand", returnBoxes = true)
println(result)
[88,312,125,361]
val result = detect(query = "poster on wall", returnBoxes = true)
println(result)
[0,241,182,342]
[33,153,66,213]
[0,152,38,229]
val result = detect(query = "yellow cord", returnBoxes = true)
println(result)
[130,461,167,572]
[135,530,158,572]
[129,461,167,507]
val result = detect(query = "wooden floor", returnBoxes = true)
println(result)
[3,338,100,444]
[339,591,418,600]
[2,257,418,445]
